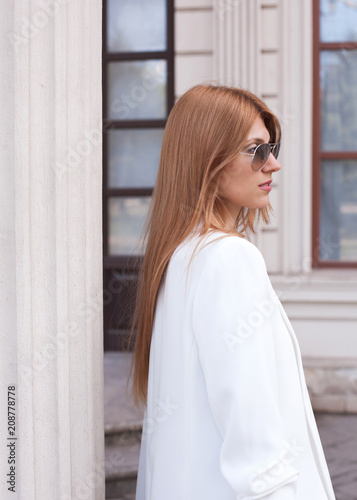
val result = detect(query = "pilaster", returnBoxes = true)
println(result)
[213,0,261,93]
[0,1,104,498]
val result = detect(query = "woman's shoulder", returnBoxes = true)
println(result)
[177,231,270,299]
[175,230,266,273]
[195,229,261,255]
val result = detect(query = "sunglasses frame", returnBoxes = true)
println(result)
[240,142,281,172]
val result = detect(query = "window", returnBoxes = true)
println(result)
[103,0,174,349]
[313,0,357,267]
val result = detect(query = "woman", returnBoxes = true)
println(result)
[130,85,335,499]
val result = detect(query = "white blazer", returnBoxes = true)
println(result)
[136,231,336,500]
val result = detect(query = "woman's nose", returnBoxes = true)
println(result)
[263,152,281,173]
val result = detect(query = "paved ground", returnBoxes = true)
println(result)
[105,352,357,500]
[104,351,143,434]
[315,413,357,500]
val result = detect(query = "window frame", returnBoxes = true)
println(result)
[102,0,175,350]
[312,0,357,268]
[102,0,175,271]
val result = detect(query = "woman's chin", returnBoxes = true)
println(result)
[247,200,270,210]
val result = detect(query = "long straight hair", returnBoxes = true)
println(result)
[129,84,281,407]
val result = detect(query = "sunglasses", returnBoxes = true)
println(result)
[240,142,281,172]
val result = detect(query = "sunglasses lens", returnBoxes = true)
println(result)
[252,143,270,171]
[272,143,280,159]
[252,143,280,171]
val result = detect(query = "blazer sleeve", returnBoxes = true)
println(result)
[191,236,299,500]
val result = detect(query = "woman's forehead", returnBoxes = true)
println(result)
[246,116,270,142]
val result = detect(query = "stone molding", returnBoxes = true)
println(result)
[0,1,104,498]
[304,359,357,414]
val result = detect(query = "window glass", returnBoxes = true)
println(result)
[108,60,167,120]
[107,0,167,52]
[108,129,164,188]
[320,50,357,151]
[108,197,151,255]
[320,160,357,261]
[320,0,357,43]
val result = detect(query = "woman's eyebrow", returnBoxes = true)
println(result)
[245,137,267,144]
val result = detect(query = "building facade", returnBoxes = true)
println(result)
[104,0,357,413]
[1,0,357,498]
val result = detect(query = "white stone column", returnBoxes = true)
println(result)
[212,0,267,253]
[0,1,104,499]
[213,0,261,93]
[280,0,313,274]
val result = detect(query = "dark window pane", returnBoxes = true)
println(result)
[320,160,357,261]
[108,60,167,120]
[320,50,357,151]
[108,129,163,188]
[320,0,357,43]
[107,0,167,52]
[108,197,150,255]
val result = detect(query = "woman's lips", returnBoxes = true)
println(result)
[259,180,272,192]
